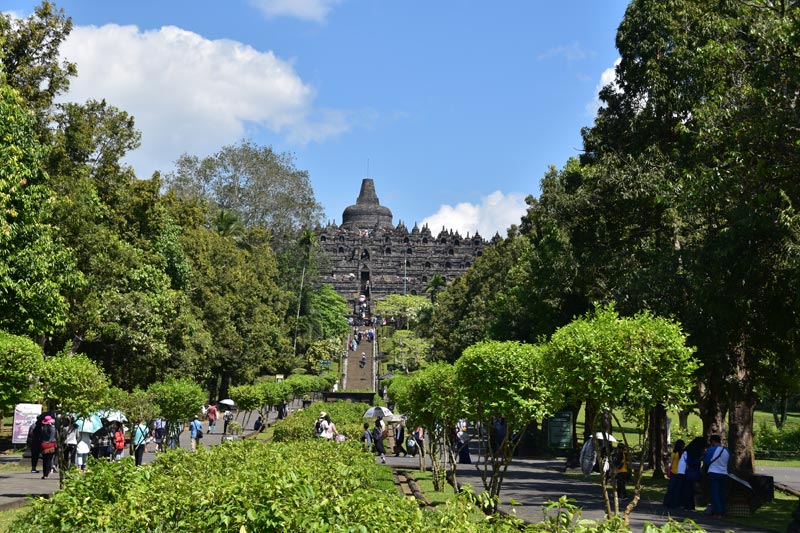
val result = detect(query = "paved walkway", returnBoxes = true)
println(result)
[381,454,795,533]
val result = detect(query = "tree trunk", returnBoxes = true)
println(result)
[678,407,690,431]
[649,404,667,479]
[697,377,726,439]
[729,346,756,475]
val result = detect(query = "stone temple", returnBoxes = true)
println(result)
[317,179,498,315]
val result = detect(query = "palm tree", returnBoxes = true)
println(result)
[293,230,315,355]
[425,273,446,304]
[213,209,245,238]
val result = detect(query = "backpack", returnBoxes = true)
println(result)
[372,426,382,442]
[114,429,126,450]
[315,419,324,436]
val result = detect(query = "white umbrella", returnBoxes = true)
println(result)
[595,432,617,442]
[96,409,127,423]
[363,406,393,418]
[219,399,236,406]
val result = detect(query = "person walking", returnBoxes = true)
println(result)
[63,419,79,470]
[223,409,234,436]
[373,418,387,464]
[361,422,373,452]
[27,415,43,474]
[39,416,57,479]
[663,439,685,508]
[189,415,203,451]
[612,443,632,499]
[133,418,148,466]
[703,434,730,518]
[207,403,218,434]
[112,422,126,461]
[393,421,407,457]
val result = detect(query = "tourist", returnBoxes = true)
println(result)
[39,416,57,479]
[413,426,425,458]
[63,418,79,470]
[361,422,373,452]
[27,414,43,474]
[680,437,705,510]
[133,418,148,466]
[373,418,387,464]
[223,409,234,435]
[189,415,203,451]
[254,415,263,432]
[207,402,218,434]
[112,422,126,461]
[393,421,407,457]
[75,430,91,472]
[612,443,632,499]
[360,352,367,368]
[703,434,730,517]
[456,419,471,464]
[663,439,685,508]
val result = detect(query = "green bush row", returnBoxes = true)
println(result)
[271,401,373,443]
[754,423,800,452]
[10,438,487,532]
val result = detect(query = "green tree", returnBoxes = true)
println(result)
[0,84,81,338]
[424,273,446,304]
[147,378,205,443]
[382,330,430,373]
[164,139,323,249]
[543,305,697,523]
[39,350,109,486]
[455,341,553,514]
[374,294,431,330]
[0,331,42,419]
[0,1,77,136]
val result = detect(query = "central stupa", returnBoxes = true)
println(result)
[340,178,394,230]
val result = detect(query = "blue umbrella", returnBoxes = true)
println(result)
[75,414,103,434]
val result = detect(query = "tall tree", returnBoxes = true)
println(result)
[164,139,323,249]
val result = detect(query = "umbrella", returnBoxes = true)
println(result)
[219,399,236,406]
[96,409,127,423]
[363,406,393,418]
[75,414,103,434]
[594,432,617,442]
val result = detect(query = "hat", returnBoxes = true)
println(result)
[42,416,54,424]
[319,411,327,419]
[193,415,199,419]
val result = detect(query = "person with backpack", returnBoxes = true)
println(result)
[39,416,57,479]
[703,434,730,518]
[112,422,126,461]
[223,409,234,435]
[189,415,203,451]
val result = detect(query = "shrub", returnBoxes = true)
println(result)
[272,401,370,443]
[10,439,487,532]
[754,422,800,452]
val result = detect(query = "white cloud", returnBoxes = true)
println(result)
[58,23,348,177]
[248,0,343,22]
[421,191,527,238]
[538,42,593,63]
[586,58,621,118]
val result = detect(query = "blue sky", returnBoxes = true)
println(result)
[7,0,630,237]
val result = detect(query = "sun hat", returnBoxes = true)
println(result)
[42,416,54,424]
[319,411,327,418]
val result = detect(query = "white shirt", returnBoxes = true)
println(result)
[76,433,91,454]
[705,445,729,475]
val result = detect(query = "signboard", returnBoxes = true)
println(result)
[12,403,42,444]
[547,411,573,449]
[321,360,331,367]
[276,374,284,382]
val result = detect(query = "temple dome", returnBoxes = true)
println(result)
[341,179,394,230]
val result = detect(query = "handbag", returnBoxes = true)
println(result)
[196,428,203,439]
[41,441,56,454]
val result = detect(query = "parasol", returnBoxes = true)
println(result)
[75,414,103,434]
[363,406,393,418]
[219,399,236,407]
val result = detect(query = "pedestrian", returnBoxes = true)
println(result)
[456,419,471,464]
[63,419,79,470]
[223,409,234,435]
[189,415,203,451]
[361,422,373,452]
[681,437,705,510]
[360,352,367,368]
[373,419,387,463]
[393,421,407,457]
[207,403,218,434]
[75,430,91,472]
[254,415,263,432]
[133,418,148,466]
[663,439,685,508]
[413,426,425,458]
[112,422,126,461]
[39,416,57,479]
[612,443,632,499]
[27,415,43,474]
[703,434,730,518]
